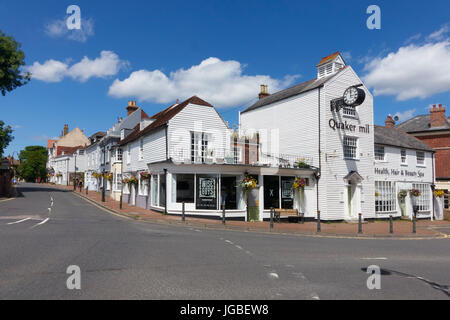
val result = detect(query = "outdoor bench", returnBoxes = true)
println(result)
[273,209,304,223]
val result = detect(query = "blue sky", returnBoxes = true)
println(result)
[1,0,450,156]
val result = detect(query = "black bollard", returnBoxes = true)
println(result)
[358,213,363,234]
[413,212,417,234]
[270,207,274,230]
[222,203,226,225]
[389,215,393,234]
[182,202,185,222]
[317,211,321,232]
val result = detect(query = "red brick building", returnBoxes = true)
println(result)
[396,104,450,208]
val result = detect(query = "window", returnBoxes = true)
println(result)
[159,174,166,208]
[343,136,358,159]
[412,183,431,212]
[264,175,280,209]
[117,148,123,161]
[374,145,385,161]
[173,174,195,203]
[126,145,131,165]
[221,175,238,209]
[401,149,407,164]
[151,175,158,206]
[416,151,425,166]
[233,147,242,164]
[139,139,144,161]
[343,106,357,117]
[78,150,84,155]
[375,181,396,213]
[115,174,122,191]
[281,177,295,209]
[191,132,210,163]
[139,174,149,196]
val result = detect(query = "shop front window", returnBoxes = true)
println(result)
[174,174,195,203]
[221,175,238,209]
[264,175,280,209]
[412,183,430,212]
[151,174,158,206]
[159,174,166,207]
[196,174,218,210]
[281,176,294,209]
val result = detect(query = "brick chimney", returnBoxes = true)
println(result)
[258,85,270,99]
[430,104,446,128]
[126,101,139,116]
[385,115,395,128]
[63,124,69,136]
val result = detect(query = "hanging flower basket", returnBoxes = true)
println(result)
[140,172,151,180]
[92,172,102,179]
[104,173,113,182]
[292,177,307,190]
[375,191,380,198]
[434,190,445,198]
[56,173,63,177]
[410,189,422,197]
[240,176,257,191]
[122,177,130,185]
[128,176,139,185]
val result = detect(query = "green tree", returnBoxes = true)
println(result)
[18,146,47,182]
[0,120,13,158]
[0,30,31,96]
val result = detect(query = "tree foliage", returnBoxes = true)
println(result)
[0,120,13,158]
[0,30,30,96]
[18,146,47,182]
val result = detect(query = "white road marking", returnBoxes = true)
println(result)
[31,218,50,229]
[235,245,243,250]
[7,218,31,225]
[311,293,320,300]
[268,272,279,279]
[360,257,387,260]
[225,240,234,245]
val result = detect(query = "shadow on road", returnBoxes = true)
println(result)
[14,185,70,198]
[362,267,450,297]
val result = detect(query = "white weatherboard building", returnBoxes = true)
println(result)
[241,52,375,220]
[374,120,435,220]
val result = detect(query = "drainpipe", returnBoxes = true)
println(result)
[431,152,435,220]
[164,168,168,214]
[316,87,322,219]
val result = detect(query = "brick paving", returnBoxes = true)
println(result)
[46,183,450,238]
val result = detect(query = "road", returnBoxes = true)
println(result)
[0,183,449,300]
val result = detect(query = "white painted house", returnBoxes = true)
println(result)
[374,118,435,220]
[240,52,375,221]
[117,96,315,220]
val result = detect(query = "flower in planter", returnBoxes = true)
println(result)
[140,171,151,179]
[410,189,422,197]
[297,159,310,169]
[398,190,408,199]
[292,177,307,190]
[121,177,130,185]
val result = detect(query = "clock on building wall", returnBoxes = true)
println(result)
[331,85,366,112]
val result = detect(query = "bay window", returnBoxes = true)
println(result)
[412,183,431,212]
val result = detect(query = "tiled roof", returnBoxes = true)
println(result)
[241,69,345,114]
[374,125,434,152]
[395,114,450,133]
[56,145,84,156]
[317,51,341,66]
[47,140,57,149]
[118,96,213,146]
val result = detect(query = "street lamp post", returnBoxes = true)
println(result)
[73,154,77,191]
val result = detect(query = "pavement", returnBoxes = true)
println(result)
[46,183,450,239]
[0,183,449,300]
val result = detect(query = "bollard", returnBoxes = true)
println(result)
[358,213,362,234]
[86,187,88,195]
[119,194,123,210]
[222,203,226,225]
[317,211,321,232]
[389,215,393,234]
[412,212,417,234]
[182,202,186,222]
[270,207,274,230]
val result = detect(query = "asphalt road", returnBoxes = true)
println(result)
[0,183,449,300]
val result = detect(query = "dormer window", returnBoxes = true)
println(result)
[317,52,346,79]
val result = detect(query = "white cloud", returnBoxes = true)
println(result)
[45,18,94,42]
[25,59,68,82]
[68,51,128,82]
[25,51,127,83]
[108,57,299,108]
[394,108,416,122]
[363,38,450,100]
[428,24,449,41]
